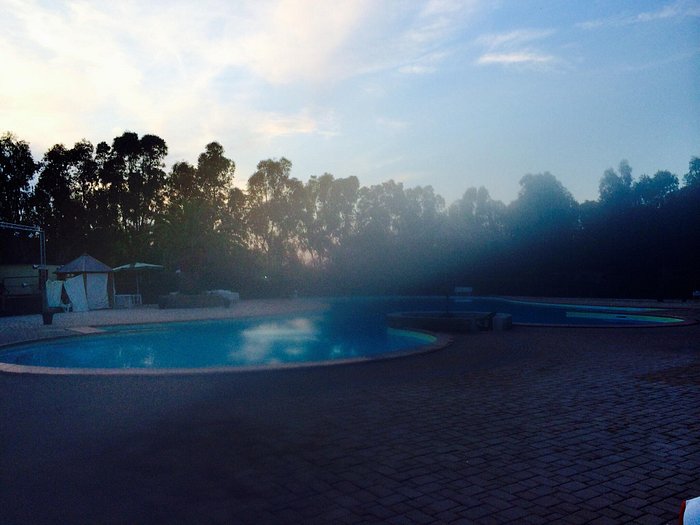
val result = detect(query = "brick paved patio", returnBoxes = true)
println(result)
[1,321,699,524]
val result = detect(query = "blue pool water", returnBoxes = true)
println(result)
[0,296,683,370]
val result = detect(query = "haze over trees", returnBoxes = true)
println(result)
[1,130,699,299]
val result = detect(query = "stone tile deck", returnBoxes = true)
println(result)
[1,302,699,524]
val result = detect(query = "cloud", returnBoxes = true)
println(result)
[475,28,558,68]
[477,52,554,65]
[578,0,700,29]
[398,51,448,74]
[393,0,480,74]
[476,29,555,49]
[231,0,373,84]
[0,0,485,171]
[252,109,339,139]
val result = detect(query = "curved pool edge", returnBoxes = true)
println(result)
[513,318,698,328]
[484,296,699,328]
[0,330,453,376]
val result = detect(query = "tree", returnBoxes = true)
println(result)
[633,170,678,208]
[355,180,408,237]
[448,186,505,235]
[98,132,169,258]
[31,141,102,261]
[0,132,37,223]
[245,158,305,280]
[158,142,235,292]
[598,160,634,208]
[506,172,580,295]
[301,173,359,267]
[510,172,578,237]
[684,157,700,187]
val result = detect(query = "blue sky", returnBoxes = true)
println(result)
[1,0,698,204]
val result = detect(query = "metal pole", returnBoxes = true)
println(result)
[38,229,50,324]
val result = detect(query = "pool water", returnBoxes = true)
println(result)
[0,303,436,369]
[0,296,683,370]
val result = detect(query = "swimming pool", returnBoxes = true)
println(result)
[0,302,441,371]
[0,296,686,372]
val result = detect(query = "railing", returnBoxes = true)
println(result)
[114,294,143,309]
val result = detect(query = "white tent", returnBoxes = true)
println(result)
[64,275,89,312]
[56,254,113,310]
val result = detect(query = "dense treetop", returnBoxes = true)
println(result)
[1,131,698,299]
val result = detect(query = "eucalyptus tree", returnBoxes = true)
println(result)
[509,172,578,238]
[598,160,634,209]
[0,132,40,264]
[684,157,700,187]
[31,140,100,261]
[445,187,507,292]
[506,172,580,295]
[301,173,359,267]
[448,187,505,236]
[355,179,408,237]
[158,142,235,291]
[97,132,168,258]
[633,170,679,208]
[245,157,305,275]
[0,132,37,224]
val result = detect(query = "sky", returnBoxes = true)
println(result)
[1,0,699,205]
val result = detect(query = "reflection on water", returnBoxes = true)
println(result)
[235,317,319,364]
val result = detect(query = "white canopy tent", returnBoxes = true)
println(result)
[56,254,113,311]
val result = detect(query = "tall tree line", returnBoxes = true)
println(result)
[2,131,699,299]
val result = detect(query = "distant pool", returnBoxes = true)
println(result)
[449,296,684,326]
[0,296,685,372]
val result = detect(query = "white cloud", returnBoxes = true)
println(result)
[476,29,555,49]
[478,52,554,65]
[231,0,372,84]
[0,0,486,169]
[578,0,700,29]
[252,109,339,139]
[475,28,558,68]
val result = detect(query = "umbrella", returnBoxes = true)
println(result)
[112,262,164,296]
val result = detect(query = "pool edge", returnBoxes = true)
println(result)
[0,331,453,376]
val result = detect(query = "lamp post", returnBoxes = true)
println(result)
[0,221,49,323]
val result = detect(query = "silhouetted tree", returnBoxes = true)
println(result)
[0,132,37,224]
[599,160,634,209]
[96,132,169,259]
[31,141,102,261]
[506,172,579,294]
[684,157,700,187]
[5,128,699,300]
[244,158,305,293]
[301,173,360,268]
[634,170,678,208]
[0,133,40,264]
[157,142,235,292]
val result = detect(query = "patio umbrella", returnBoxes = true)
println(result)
[112,262,164,296]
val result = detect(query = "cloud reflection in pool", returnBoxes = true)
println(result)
[236,317,319,363]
